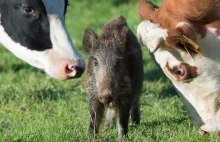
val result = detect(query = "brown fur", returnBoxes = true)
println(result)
[138,0,220,52]
[207,20,220,37]
[83,16,143,140]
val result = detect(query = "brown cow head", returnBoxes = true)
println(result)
[137,0,220,135]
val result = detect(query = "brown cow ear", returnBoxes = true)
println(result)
[166,35,200,54]
[83,29,98,53]
[138,0,158,21]
[166,22,200,54]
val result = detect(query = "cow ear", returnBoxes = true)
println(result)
[83,29,98,53]
[138,0,158,21]
[166,34,200,54]
[166,23,200,53]
[167,35,200,54]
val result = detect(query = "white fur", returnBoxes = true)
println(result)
[138,21,220,134]
[41,0,82,59]
[137,21,168,53]
[0,22,45,69]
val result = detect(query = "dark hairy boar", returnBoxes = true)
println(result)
[83,16,143,140]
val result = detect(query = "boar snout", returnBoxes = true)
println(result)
[98,90,113,104]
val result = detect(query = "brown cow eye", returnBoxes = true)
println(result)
[174,66,185,76]
[173,64,189,81]
[167,63,197,81]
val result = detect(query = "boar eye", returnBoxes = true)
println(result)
[92,58,98,67]
[116,59,123,66]
[115,59,123,72]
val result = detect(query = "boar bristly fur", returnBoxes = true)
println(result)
[83,16,143,140]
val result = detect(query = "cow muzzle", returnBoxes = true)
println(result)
[45,58,85,80]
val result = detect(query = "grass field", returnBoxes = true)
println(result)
[0,0,220,141]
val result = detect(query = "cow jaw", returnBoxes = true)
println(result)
[138,20,220,134]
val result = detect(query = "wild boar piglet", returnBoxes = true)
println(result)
[83,16,143,140]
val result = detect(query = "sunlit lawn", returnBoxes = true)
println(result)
[0,0,219,141]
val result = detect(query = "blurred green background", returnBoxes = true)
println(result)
[0,0,219,141]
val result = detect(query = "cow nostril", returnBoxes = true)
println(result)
[70,66,75,70]
[67,64,75,71]
[66,65,74,74]
[65,64,77,79]
[66,64,84,79]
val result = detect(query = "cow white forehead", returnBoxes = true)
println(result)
[137,21,168,53]
[41,0,65,16]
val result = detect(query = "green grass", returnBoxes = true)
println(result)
[0,0,219,141]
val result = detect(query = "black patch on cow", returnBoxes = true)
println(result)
[0,0,68,51]
[64,0,69,15]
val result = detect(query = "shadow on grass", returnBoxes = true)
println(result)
[143,64,177,98]
[33,89,68,101]
[0,121,11,132]
[112,0,132,6]
[128,116,190,141]
[0,63,36,72]
[144,67,168,82]
[141,117,188,128]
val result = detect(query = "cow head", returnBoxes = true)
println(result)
[137,0,220,134]
[0,0,85,80]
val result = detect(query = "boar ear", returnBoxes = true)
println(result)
[83,29,98,53]
[138,0,158,21]
[120,26,129,45]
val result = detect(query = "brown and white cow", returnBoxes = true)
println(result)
[0,0,85,80]
[137,0,220,134]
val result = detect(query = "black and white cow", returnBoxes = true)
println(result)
[0,0,85,80]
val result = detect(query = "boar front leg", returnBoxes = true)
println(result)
[118,102,132,140]
[105,106,117,129]
[131,99,140,125]
[89,98,105,135]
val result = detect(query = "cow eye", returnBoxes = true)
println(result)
[173,64,189,81]
[174,66,185,76]
[167,63,197,81]
[23,6,34,15]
